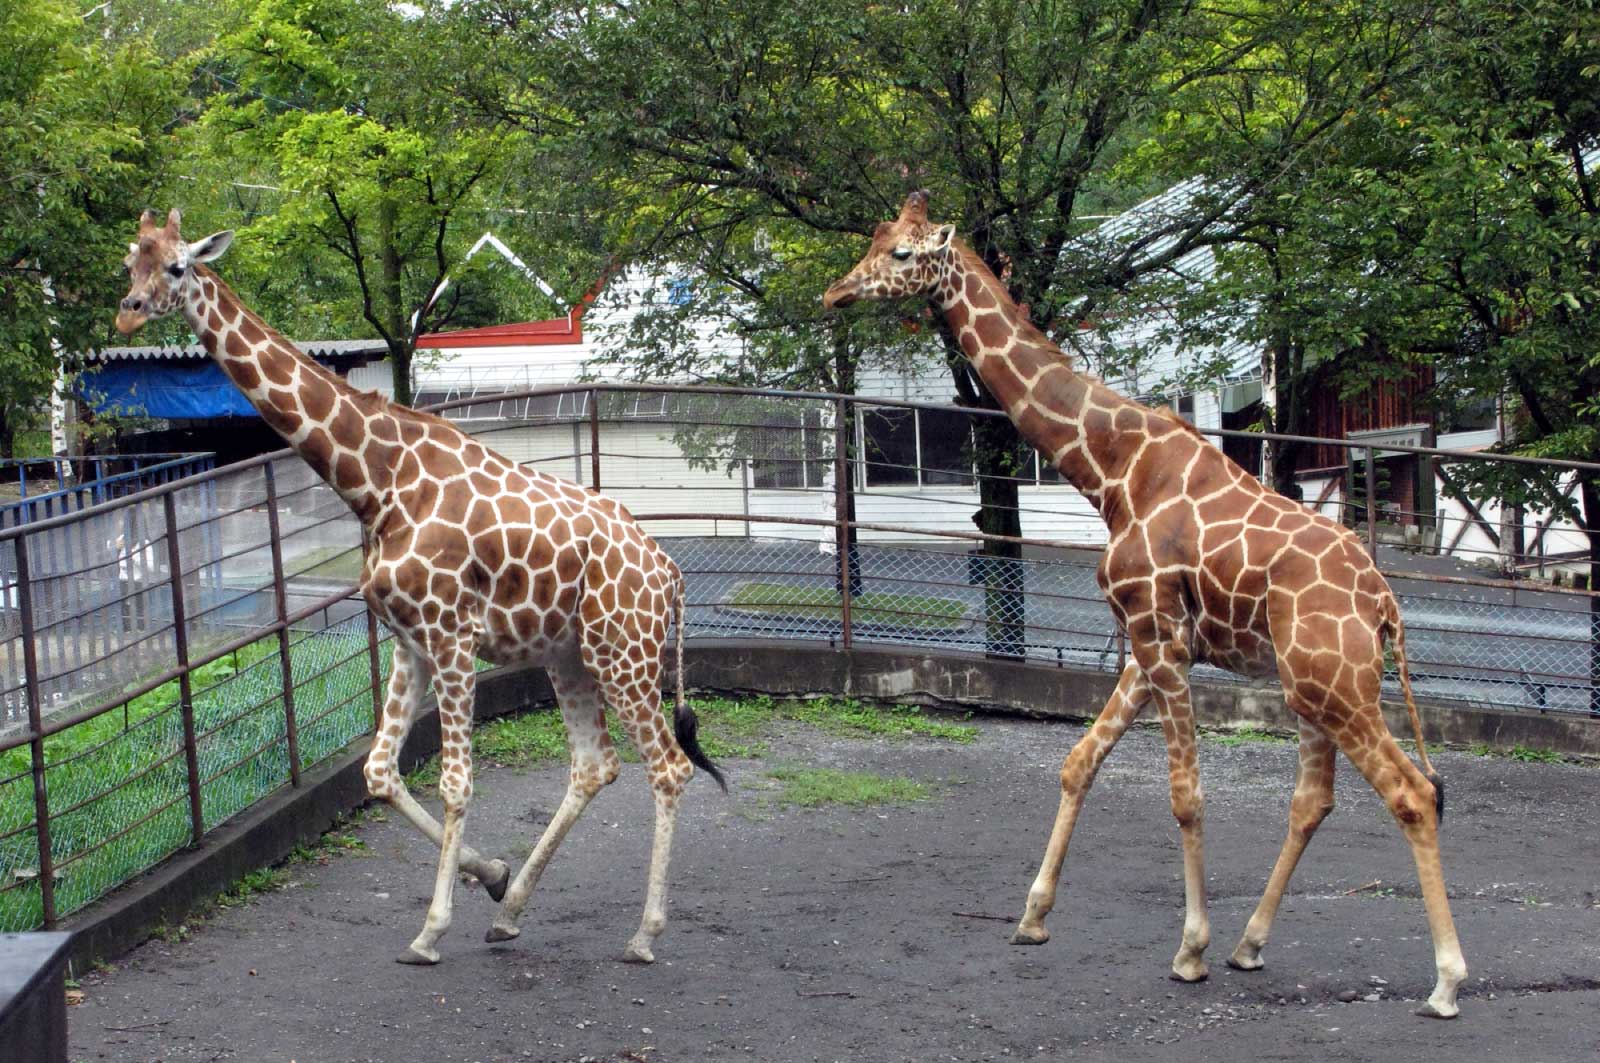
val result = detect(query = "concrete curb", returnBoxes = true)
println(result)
[58,640,1597,973]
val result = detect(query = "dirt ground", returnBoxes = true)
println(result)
[66,711,1600,1063]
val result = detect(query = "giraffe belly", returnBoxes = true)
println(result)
[1194,618,1278,679]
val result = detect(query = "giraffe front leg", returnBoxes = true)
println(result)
[487,651,619,944]
[1013,663,1149,945]
[366,644,508,900]
[397,649,477,966]
[1149,656,1210,983]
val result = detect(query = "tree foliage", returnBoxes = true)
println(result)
[0,0,181,455]
[197,0,531,403]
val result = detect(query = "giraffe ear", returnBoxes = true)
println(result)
[931,224,955,250]
[188,230,234,264]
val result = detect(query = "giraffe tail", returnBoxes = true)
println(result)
[1383,594,1443,822]
[672,577,727,793]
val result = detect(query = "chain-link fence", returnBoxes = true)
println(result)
[3,382,1598,934]
[0,455,390,934]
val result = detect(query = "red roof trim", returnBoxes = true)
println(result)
[417,260,620,350]
[417,312,581,349]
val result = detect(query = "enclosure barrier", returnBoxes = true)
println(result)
[2,383,1598,935]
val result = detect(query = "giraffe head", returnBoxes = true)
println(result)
[821,191,956,310]
[116,209,234,335]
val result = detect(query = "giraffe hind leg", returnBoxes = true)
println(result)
[1339,727,1467,1018]
[1228,716,1335,971]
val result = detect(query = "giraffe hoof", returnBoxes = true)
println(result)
[481,861,511,903]
[1169,963,1209,983]
[484,923,521,944]
[395,946,440,966]
[621,941,656,964]
[1226,951,1264,972]
[1414,1001,1460,1020]
[1009,924,1050,946]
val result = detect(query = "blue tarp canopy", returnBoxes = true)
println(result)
[81,360,266,419]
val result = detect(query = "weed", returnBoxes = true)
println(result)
[761,766,930,809]
[1507,745,1562,764]
[1206,727,1290,747]
[727,582,968,631]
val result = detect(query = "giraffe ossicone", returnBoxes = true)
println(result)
[824,191,1467,1019]
[118,207,726,967]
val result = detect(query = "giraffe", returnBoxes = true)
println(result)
[115,208,726,966]
[822,191,1467,1019]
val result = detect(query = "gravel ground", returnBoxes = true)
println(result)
[66,712,1600,1063]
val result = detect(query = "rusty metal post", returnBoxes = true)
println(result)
[15,536,57,927]
[834,397,853,648]
[161,492,205,847]
[366,609,384,733]
[589,388,601,491]
[262,463,301,786]
[1365,445,1379,556]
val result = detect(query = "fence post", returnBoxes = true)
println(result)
[15,536,58,927]
[161,492,206,847]
[1365,445,1378,556]
[589,388,602,491]
[366,610,384,733]
[834,397,853,649]
[262,463,301,787]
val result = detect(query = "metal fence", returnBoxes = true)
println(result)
[2,383,1598,934]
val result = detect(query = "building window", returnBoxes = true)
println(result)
[1171,393,1195,422]
[862,408,919,486]
[919,408,975,486]
[666,277,694,306]
[751,409,828,489]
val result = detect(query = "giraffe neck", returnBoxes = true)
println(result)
[931,242,1146,515]
[181,267,403,524]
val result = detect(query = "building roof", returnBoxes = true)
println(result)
[416,313,583,350]
[87,338,389,362]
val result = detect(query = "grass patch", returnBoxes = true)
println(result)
[285,542,364,581]
[727,581,967,631]
[1204,727,1291,747]
[761,766,929,809]
[1465,741,1567,763]
[405,694,977,794]
[1506,744,1564,763]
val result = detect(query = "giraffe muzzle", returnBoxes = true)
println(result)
[821,279,861,311]
[115,307,150,335]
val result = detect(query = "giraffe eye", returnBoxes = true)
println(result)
[890,247,913,261]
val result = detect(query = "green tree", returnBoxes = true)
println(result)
[463,0,1428,652]
[0,0,181,456]
[199,0,526,404]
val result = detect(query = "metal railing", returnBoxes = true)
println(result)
[2,382,1598,935]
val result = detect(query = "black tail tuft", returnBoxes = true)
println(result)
[674,702,727,793]
[1428,771,1445,824]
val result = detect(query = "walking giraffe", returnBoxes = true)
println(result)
[116,209,725,966]
[823,192,1466,1018]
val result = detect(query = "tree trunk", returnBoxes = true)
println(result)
[971,412,1027,658]
[379,200,413,406]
